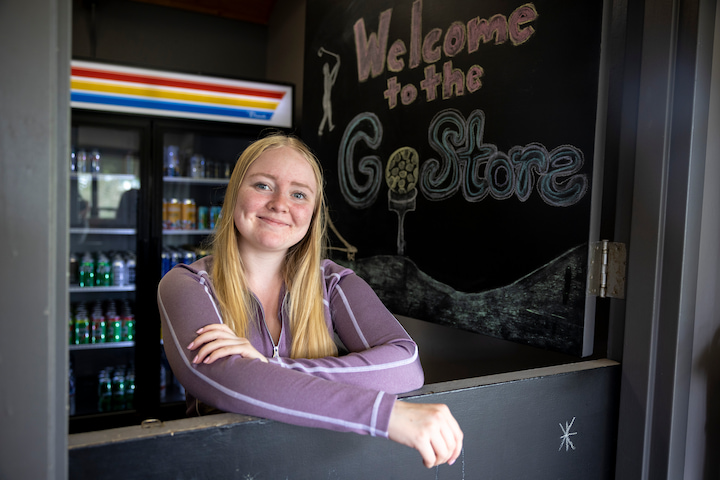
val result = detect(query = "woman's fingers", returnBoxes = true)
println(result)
[187,324,268,364]
[388,401,464,468]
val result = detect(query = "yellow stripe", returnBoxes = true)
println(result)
[71,79,279,110]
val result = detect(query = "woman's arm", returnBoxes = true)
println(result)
[267,261,425,394]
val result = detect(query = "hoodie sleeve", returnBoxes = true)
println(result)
[268,260,425,394]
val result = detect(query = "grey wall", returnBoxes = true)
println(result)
[614,0,720,478]
[683,3,720,477]
[0,0,70,479]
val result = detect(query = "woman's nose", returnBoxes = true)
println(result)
[268,193,289,212]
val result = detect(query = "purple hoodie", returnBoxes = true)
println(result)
[157,256,424,437]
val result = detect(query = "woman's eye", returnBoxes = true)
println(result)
[254,183,270,190]
[292,192,307,200]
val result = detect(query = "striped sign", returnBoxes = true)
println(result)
[71,60,293,127]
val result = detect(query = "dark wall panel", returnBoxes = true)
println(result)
[69,360,619,480]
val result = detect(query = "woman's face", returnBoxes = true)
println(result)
[234,146,317,257]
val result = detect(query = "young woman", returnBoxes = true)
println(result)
[157,133,463,468]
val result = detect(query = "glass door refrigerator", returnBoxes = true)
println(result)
[69,60,294,433]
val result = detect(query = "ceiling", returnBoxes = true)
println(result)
[129,0,278,25]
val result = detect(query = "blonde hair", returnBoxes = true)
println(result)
[210,133,337,359]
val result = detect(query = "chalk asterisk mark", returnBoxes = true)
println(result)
[559,417,577,451]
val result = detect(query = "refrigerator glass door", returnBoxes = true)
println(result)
[69,123,141,417]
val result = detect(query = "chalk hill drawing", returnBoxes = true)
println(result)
[334,244,588,355]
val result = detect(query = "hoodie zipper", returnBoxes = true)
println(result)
[252,292,283,359]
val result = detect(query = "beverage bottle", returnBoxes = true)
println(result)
[97,369,113,412]
[95,253,112,287]
[120,301,135,341]
[190,154,206,178]
[91,305,106,344]
[77,149,88,173]
[112,367,126,411]
[69,360,76,416]
[69,253,78,285]
[126,253,136,285]
[164,145,180,176]
[160,364,167,400]
[68,308,75,345]
[90,149,101,173]
[74,304,90,344]
[70,149,77,173]
[112,254,126,287]
[78,253,95,287]
[125,368,135,409]
[106,303,122,342]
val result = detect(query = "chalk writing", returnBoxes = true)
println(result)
[338,109,588,209]
[421,109,588,206]
[338,112,384,208]
[353,0,538,107]
[559,417,577,451]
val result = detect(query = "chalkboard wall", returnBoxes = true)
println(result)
[302,0,604,356]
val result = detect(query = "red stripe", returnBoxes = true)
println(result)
[71,67,286,100]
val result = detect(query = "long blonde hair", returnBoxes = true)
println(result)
[210,133,337,359]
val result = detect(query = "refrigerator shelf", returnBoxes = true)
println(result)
[163,176,229,185]
[163,229,215,236]
[70,228,137,235]
[71,173,137,182]
[69,285,136,293]
[69,341,134,351]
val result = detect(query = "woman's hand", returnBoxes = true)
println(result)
[187,324,268,365]
[387,400,464,468]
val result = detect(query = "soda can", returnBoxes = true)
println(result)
[183,249,196,265]
[167,198,181,230]
[163,198,168,230]
[111,254,126,287]
[161,249,171,277]
[98,369,113,412]
[197,206,209,230]
[78,253,95,287]
[122,314,135,341]
[181,198,197,230]
[210,206,222,229]
[126,253,136,285]
[91,311,107,344]
[170,249,181,270]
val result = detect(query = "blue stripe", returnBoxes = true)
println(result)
[71,92,275,120]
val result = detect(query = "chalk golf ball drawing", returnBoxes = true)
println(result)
[386,146,419,255]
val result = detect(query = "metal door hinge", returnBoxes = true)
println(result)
[588,240,626,299]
